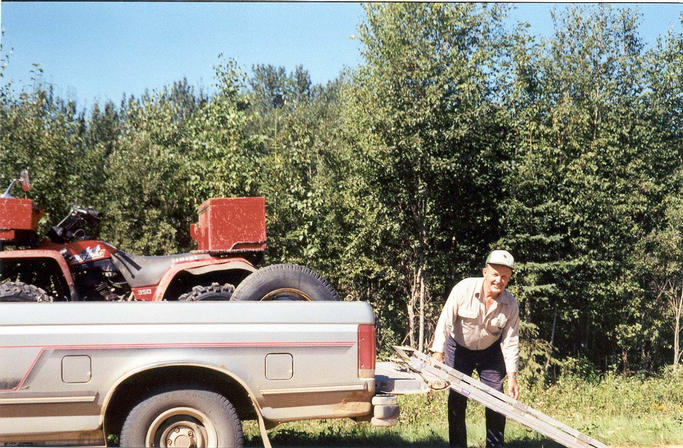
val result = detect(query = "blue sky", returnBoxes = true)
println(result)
[1,2,681,109]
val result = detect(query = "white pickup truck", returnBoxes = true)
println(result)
[0,301,404,447]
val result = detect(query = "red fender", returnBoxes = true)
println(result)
[135,257,257,301]
[0,249,79,300]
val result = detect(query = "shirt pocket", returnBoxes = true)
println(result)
[490,314,508,330]
[457,308,479,328]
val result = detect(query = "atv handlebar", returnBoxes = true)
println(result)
[71,207,102,223]
[48,206,102,243]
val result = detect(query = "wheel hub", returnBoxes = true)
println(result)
[260,287,313,301]
[146,407,215,448]
[160,422,204,448]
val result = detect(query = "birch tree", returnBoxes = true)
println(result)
[341,3,509,350]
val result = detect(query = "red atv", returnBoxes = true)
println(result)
[0,170,338,303]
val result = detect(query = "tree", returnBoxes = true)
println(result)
[98,60,260,255]
[341,3,511,351]
[249,64,289,111]
[0,77,87,233]
[99,91,194,254]
[257,78,347,269]
[500,5,680,371]
[635,189,683,372]
[631,21,683,372]
[183,58,262,204]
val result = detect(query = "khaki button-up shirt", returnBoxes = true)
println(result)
[432,277,520,373]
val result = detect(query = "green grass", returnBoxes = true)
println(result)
[243,370,683,447]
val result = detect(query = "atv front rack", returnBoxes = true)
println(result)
[389,346,609,448]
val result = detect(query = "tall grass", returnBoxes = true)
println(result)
[244,369,683,447]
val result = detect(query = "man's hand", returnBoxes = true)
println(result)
[432,352,444,363]
[508,374,520,400]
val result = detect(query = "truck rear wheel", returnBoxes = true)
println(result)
[230,263,339,302]
[0,281,53,302]
[120,388,243,448]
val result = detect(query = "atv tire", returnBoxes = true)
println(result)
[178,282,235,301]
[0,281,53,302]
[230,263,339,302]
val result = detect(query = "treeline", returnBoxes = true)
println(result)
[1,4,681,377]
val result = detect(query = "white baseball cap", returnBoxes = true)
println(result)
[486,250,514,269]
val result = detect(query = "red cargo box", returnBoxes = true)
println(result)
[190,197,267,253]
[0,198,43,244]
[0,198,43,231]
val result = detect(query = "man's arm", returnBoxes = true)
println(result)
[507,371,520,400]
[501,300,520,399]
[430,284,460,362]
[430,306,449,361]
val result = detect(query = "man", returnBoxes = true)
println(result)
[431,250,520,448]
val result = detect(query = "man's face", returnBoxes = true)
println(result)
[482,264,512,298]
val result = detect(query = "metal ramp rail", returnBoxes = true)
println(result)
[392,346,609,448]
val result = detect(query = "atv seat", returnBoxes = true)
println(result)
[111,251,212,288]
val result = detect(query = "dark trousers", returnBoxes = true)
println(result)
[445,335,506,448]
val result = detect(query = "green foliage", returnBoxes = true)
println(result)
[184,58,262,202]
[340,3,511,350]
[100,90,191,254]
[518,321,557,382]
[499,5,682,371]
[0,82,88,233]
[632,169,683,371]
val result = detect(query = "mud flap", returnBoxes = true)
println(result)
[250,396,273,448]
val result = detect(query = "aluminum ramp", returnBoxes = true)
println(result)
[391,346,609,448]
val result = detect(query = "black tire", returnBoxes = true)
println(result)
[178,283,235,301]
[120,388,243,448]
[230,263,339,302]
[0,281,53,302]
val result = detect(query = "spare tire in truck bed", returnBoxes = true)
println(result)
[230,263,340,301]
